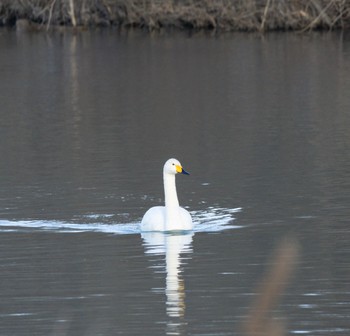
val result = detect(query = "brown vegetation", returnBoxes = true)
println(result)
[0,0,349,32]
[242,237,300,336]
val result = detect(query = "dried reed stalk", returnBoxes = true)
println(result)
[47,0,57,30]
[260,0,272,31]
[67,0,77,26]
[243,237,300,336]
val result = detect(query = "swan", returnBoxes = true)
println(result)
[141,158,193,232]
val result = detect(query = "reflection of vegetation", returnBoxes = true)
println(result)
[0,0,349,32]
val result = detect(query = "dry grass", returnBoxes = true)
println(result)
[0,0,349,31]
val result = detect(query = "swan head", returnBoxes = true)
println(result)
[164,158,190,176]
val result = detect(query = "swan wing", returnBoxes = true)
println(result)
[179,207,193,230]
[141,206,166,232]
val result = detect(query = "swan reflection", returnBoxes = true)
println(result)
[141,232,193,320]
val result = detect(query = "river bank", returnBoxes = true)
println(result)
[0,0,349,32]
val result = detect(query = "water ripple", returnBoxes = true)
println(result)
[0,207,242,234]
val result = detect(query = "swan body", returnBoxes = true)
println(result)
[141,158,193,232]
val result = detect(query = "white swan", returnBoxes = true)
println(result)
[141,158,193,232]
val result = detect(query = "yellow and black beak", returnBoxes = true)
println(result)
[176,165,190,175]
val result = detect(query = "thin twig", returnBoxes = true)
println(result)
[260,0,272,32]
[47,0,57,31]
[68,0,77,27]
[300,0,334,32]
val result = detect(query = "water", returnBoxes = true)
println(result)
[1,29,350,335]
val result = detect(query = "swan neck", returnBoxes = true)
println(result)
[163,173,179,208]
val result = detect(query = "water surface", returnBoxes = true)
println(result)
[1,30,350,335]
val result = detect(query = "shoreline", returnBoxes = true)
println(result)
[1,0,349,33]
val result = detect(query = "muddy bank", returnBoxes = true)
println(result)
[1,0,349,32]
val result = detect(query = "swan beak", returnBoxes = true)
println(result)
[176,165,190,175]
[181,168,190,175]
